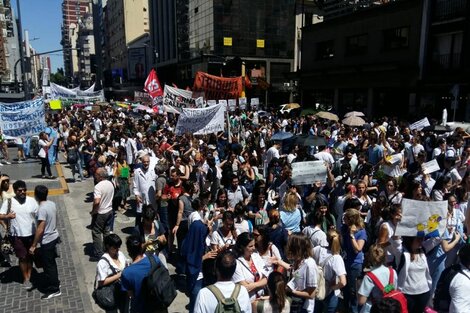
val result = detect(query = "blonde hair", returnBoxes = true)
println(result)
[344,209,365,229]
[283,191,299,212]
[327,229,342,255]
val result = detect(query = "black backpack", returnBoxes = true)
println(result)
[142,253,177,310]
[434,264,470,312]
[67,148,78,164]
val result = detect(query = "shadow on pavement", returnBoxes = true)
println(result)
[0,266,23,284]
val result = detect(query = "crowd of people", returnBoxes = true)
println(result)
[4,104,470,313]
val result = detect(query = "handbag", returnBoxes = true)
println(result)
[91,258,120,310]
[1,199,14,255]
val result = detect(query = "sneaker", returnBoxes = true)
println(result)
[0,163,4,167]
[48,176,56,179]
[23,280,33,290]
[41,290,61,300]
[17,160,23,164]
[5,161,11,165]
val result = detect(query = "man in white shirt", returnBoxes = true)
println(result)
[194,250,252,313]
[90,168,114,259]
[264,142,281,176]
[449,244,470,313]
[133,154,156,225]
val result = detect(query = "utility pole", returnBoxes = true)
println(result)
[15,0,26,97]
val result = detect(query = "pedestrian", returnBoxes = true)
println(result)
[120,235,165,313]
[0,180,38,289]
[251,271,290,313]
[38,131,55,179]
[90,168,114,259]
[29,185,61,299]
[194,250,252,313]
[133,154,156,226]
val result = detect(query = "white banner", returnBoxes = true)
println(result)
[49,83,105,101]
[395,198,447,238]
[410,117,430,131]
[291,161,327,185]
[163,85,197,114]
[175,104,225,135]
[0,98,46,137]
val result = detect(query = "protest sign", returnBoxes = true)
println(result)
[422,159,441,174]
[250,98,259,110]
[207,100,217,107]
[49,99,62,110]
[218,100,228,111]
[175,104,225,135]
[239,97,247,110]
[193,71,242,100]
[291,161,327,185]
[409,117,430,131]
[395,198,447,238]
[163,85,196,114]
[49,83,105,102]
[0,98,46,137]
[227,99,236,111]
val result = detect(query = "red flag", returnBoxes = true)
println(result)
[245,75,252,89]
[144,69,163,98]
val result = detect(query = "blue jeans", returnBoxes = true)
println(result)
[158,206,169,233]
[48,145,57,165]
[188,278,203,313]
[315,291,339,313]
[343,263,362,313]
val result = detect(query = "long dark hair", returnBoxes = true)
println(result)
[235,232,254,257]
[268,272,287,311]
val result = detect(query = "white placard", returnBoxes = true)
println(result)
[422,159,441,175]
[207,100,217,107]
[395,198,447,238]
[239,97,247,110]
[409,117,430,131]
[250,98,259,110]
[175,104,225,135]
[227,99,236,112]
[291,161,327,185]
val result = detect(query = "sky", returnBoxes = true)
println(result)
[12,0,64,72]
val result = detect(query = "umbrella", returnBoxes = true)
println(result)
[285,103,301,110]
[342,116,366,127]
[315,111,339,121]
[300,108,316,116]
[257,110,269,117]
[422,124,452,133]
[344,111,365,118]
[294,134,327,147]
[271,131,293,141]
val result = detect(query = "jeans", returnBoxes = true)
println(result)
[188,278,203,313]
[48,145,57,165]
[40,157,52,176]
[70,160,83,180]
[158,205,169,233]
[343,263,362,313]
[40,238,60,293]
[315,291,339,313]
[91,211,112,256]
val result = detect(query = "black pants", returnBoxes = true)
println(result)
[91,211,112,256]
[40,157,52,176]
[40,238,60,293]
[405,291,431,313]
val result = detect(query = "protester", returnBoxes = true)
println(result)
[37,131,55,179]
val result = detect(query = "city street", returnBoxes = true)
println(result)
[0,150,187,312]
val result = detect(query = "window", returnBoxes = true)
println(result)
[383,27,409,50]
[316,40,334,60]
[346,34,368,56]
[195,7,198,14]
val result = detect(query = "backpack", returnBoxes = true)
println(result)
[67,148,78,164]
[141,253,177,309]
[366,267,408,313]
[315,255,334,300]
[434,264,470,312]
[207,283,242,313]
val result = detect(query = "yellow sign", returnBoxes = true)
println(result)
[223,37,232,46]
[256,39,265,48]
[49,99,62,110]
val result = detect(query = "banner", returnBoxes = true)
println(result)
[291,161,327,185]
[193,71,242,100]
[0,98,46,137]
[409,117,430,131]
[250,98,259,110]
[49,83,105,102]
[163,85,197,114]
[144,69,163,98]
[175,104,225,135]
[395,198,447,238]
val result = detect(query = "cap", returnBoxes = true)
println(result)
[136,132,143,139]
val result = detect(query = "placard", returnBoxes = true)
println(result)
[291,161,327,185]
[175,104,225,135]
[227,99,236,112]
[409,117,430,131]
[422,159,441,175]
[250,98,259,110]
[239,97,247,110]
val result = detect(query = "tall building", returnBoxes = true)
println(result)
[149,0,296,104]
[61,0,90,85]
[105,0,149,84]
[77,11,95,87]
[298,0,470,119]
[0,0,22,91]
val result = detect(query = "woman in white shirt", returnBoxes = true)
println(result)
[313,229,347,313]
[95,234,127,313]
[303,211,328,248]
[231,232,268,300]
[252,271,291,313]
[377,204,403,267]
[397,236,432,313]
[38,131,54,179]
[253,225,282,275]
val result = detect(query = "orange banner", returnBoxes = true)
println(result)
[193,71,243,100]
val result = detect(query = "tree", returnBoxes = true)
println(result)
[50,68,67,86]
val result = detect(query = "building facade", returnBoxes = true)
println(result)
[299,0,470,120]
[0,0,22,91]
[77,12,96,87]
[149,0,296,105]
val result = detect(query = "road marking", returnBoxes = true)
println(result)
[26,162,69,196]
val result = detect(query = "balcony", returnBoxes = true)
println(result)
[431,53,461,70]
[433,0,467,22]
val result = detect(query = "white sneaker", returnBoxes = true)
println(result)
[41,290,61,300]
[5,161,11,165]
[0,163,4,166]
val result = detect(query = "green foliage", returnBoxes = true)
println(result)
[50,68,67,86]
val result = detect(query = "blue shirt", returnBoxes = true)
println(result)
[121,254,161,313]
[341,224,367,266]
[367,144,384,165]
[280,208,302,233]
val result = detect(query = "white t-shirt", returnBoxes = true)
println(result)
[450,265,470,313]
[303,226,328,248]
[210,229,237,248]
[287,257,318,313]
[194,281,252,313]
[314,151,335,165]
[94,179,114,214]
[313,246,346,296]
[96,251,127,282]
[258,244,282,275]
[232,253,269,300]
[0,196,38,237]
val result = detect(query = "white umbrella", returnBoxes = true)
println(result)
[342,116,366,127]
[344,111,365,118]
